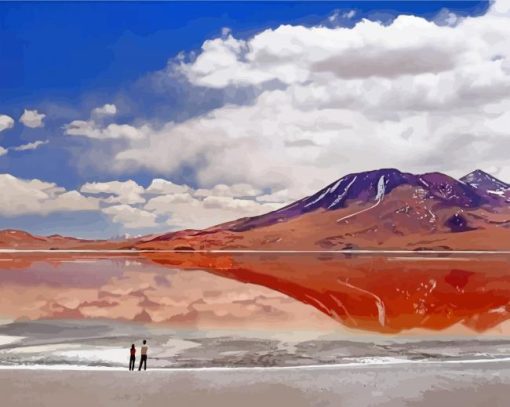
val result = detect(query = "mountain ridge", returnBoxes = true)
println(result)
[139,168,510,251]
[1,168,510,250]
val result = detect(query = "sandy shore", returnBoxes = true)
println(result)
[1,360,509,407]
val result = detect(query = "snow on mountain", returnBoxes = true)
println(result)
[461,170,510,200]
[224,168,499,232]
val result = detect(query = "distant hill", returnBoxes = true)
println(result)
[137,168,510,251]
[0,229,134,249]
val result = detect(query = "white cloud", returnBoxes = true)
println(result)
[102,204,158,229]
[492,0,510,15]
[65,104,142,140]
[194,183,261,198]
[92,103,117,117]
[11,140,49,152]
[434,8,461,27]
[144,191,282,230]
[0,115,14,132]
[328,9,356,24]
[343,10,356,19]
[139,178,282,230]
[0,174,99,217]
[65,120,143,140]
[80,180,145,205]
[88,1,510,199]
[256,189,292,203]
[0,172,285,231]
[19,109,46,128]
[145,178,190,195]
[178,16,469,88]
[202,195,267,211]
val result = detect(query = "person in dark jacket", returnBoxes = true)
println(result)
[129,344,136,371]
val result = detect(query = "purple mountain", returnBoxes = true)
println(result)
[461,170,510,199]
[229,168,497,232]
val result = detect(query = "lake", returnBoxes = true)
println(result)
[1,251,510,368]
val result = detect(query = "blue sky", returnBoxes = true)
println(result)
[2,1,507,237]
[0,1,488,188]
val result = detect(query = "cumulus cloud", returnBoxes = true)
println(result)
[327,9,357,26]
[80,180,145,205]
[144,190,281,230]
[194,183,261,198]
[434,8,461,27]
[343,10,356,19]
[75,177,281,230]
[0,174,99,216]
[65,104,142,140]
[145,179,190,195]
[0,115,14,132]
[19,109,46,128]
[102,204,158,229]
[65,120,143,140]
[83,1,510,199]
[0,167,287,231]
[92,103,117,117]
[0,171,286,231]
[11,140,49,152]
[178,16,469,87]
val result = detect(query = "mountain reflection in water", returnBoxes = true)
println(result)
[1,252,510,334]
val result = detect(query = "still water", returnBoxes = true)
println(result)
[1,251,510,368]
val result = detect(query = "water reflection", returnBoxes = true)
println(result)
[0,253,335,331]
[2,251,510,369]
[144,252,510,333]
[1,252,510,334]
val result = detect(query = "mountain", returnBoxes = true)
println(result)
[2,168,510,251]
[139,168,510,251]
[461,169,510,201]
[0,229,134,249]
[226,168,493,232]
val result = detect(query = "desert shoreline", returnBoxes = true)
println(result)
[2,360,510,407]
[2,355,510,371]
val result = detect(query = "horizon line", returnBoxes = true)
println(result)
[0,249,509,254]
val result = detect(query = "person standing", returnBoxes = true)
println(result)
[138,339,148,371]
[129,344,136,371]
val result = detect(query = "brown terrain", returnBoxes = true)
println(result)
[137,202,510,251]
[0,229,136,250]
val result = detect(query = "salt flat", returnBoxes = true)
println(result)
[1,360,509,407]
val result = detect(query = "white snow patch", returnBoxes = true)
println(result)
[488,190,506,196]
[328,176,357,209]
[375,176,386,201]
[329,177,345,193]
[304,189,331,208]
[336,176,385,223]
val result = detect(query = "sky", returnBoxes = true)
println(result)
[2,0,510,238]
